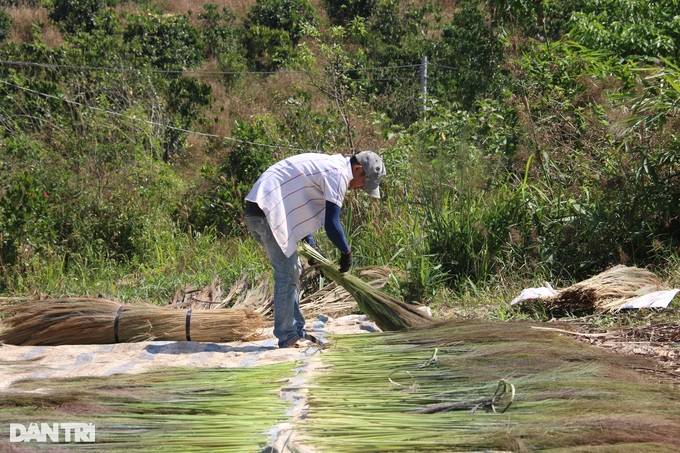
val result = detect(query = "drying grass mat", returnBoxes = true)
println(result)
[525,265,665,314]
[299,243,436,331]
[300,320,680,452]
[0,362,294,451]
[0,298,266,346]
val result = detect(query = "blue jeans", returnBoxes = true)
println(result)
[245,215,306,348]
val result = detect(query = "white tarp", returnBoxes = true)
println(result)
[510,286,679,309]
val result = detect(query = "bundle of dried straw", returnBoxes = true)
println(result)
[546,265,663,313]
[299,244,436,331]
[0,298,267,346]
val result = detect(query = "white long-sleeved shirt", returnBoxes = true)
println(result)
[246,153,352,257]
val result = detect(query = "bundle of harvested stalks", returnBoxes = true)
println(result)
[300,265,394,318]
[298,243,436,331]
[0,298,266,346]
[546,265,663,313]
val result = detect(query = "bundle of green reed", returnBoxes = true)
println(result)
[301,320,679,452]
[0,298,266,346]
[3,362,294,451]
[546,265,663,313]
[299,243,436,331]
[300,265,394,318]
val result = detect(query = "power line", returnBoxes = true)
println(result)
[0,58,440,152]
[0,59,425,76]
[0,79,311,154]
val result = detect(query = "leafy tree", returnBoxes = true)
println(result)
[198,4,244,60]
[324,0,378,25]
[50,0,117,35]
[242,0,316,71]
[568,0,680,62]
[246,0,317,44]
[163,76,212,161]
[341,1,433,125]
[487,0,588,41]
[243,24,295,71]
[430,3,505,109]
[0,170,57,270]
[123,12,204,70]
[197,3,249,81]
[277,92,349,151]
[183,120,277,237]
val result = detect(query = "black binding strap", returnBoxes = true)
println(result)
[185,309,193,341]
[113,305,124,343]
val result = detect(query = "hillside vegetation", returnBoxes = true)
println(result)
[0,0,678,315]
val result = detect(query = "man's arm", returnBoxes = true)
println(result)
[324,201,350,253]
[303,234,318,249]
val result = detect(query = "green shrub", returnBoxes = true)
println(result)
[0,171,57,270]
[278,93,348,150]
[197,5,248,81]
[183,119,277,238]
[123,12,204,70]
[246,0,317,44]
[198,4,244,59]
[242,0,316,71]
[341,0,434,125]
[0,10,12,42]
[243,24,295,71]
[198,4,248,83]
[324,0,377,25]
[568,0,680,61]
[365,0,426,44]
[163,76,212,161]
[487,0,588,40]
[50,0,117,34]
[431,4,505,109]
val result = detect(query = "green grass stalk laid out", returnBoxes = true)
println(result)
[0,363,294,451]
[299,320,680,452]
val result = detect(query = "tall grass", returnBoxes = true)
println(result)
[2,227,269,306]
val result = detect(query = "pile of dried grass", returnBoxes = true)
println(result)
[170,274,273,316]
[0,298,267,346]
[298,244,436,331]
[545,265,663,313]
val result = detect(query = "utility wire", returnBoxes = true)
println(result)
[0,58,440,151]
[0,59,425,76]
[0,79,312,153]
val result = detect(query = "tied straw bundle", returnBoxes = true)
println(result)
[546,265,664,313]
[299,243,436,331]
[0,298,266,346]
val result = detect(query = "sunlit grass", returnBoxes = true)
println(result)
[300,321,680,452]
[1,363,294,451]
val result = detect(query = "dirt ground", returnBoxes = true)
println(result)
[536,317,680,385]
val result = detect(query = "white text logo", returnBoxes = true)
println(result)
[10,423,95,443]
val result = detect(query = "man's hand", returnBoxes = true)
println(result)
[339,249,352,273]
